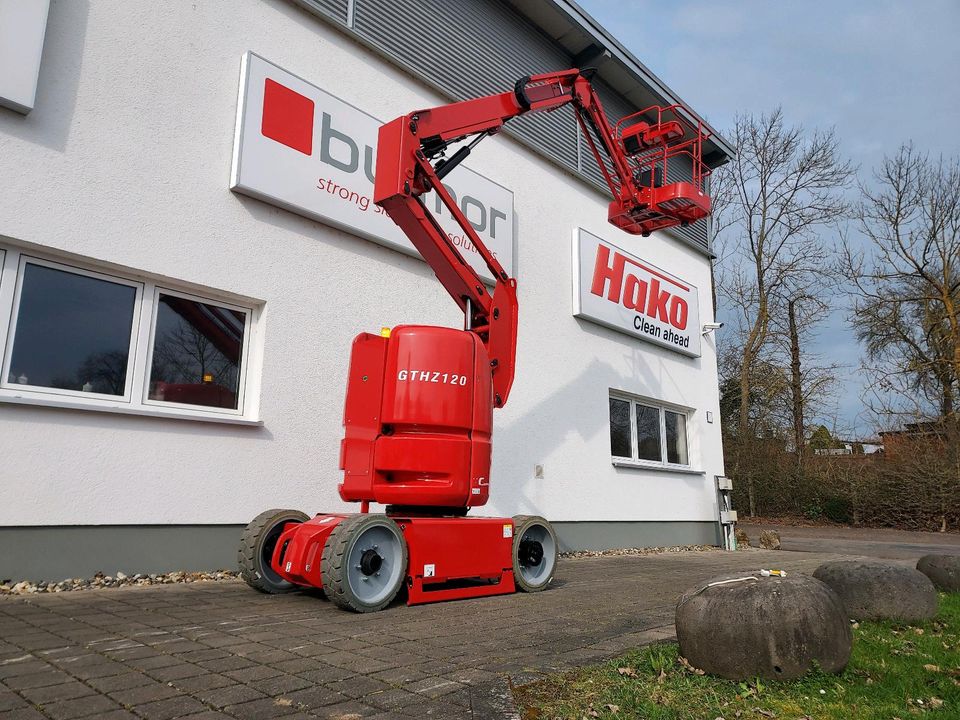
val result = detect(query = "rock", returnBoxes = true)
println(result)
[759,530,781,550]
[813,560,938,621]
[676,572,851,680]
[734,528,751,549]
[116,571,128,581]
[916,554,960,592]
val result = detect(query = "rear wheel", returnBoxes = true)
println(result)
[512,515,558,592]
[321,514,408,613]
[238,508,309,593]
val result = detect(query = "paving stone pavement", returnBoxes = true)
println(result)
[0,549,872,720]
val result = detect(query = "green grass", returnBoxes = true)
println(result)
[513,593,960,720]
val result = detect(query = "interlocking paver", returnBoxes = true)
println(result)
[0,662,50,680]
[369,666,431,686]
[223,697,300,719]
[280,685,345,710]
[196,656,255,673]
[311,699,383,719]
[246,673,312,696]
[0,549,878,720]
[125,656,181,672]
[327,673,392,699]
[1,670,72,691]
[69,663,130,681]
[194,683,264,709]
[403,676,463,698]
[129,695,207,720]
[170,672,234,693]
[143,663,207,682]
[85,672,154,693]
[364,687,424,711]
[268,658,318,675]
[18,680,95,704]
[40,693,124,720]
[0,693,27,712]
[0,708,47,720]
[107,680,182,706]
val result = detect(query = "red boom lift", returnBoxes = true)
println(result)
[239,69,712,612]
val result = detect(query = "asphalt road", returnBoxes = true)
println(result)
[740,523,960,561]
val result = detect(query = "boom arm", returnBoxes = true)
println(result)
[373,69,711,408]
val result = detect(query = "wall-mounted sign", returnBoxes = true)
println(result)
[0,0,50,114]
[573,228,701,357]
[230,52,515,283]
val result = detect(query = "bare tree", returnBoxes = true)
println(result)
[714,108,854,514]
[776,292,840,466]
[152,323,237,388]
[843,145,960,423]
[842,145,959,531]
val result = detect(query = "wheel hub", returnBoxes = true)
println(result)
[359,548,383,576]
[518,539,544,567]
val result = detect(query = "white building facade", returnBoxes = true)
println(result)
[0,0,733,580]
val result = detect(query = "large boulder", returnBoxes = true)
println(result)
[675,572,851,680]
[759,530,781,550]
[917,554,960,592]
[813,560,938,621]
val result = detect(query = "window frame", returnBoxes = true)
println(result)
[0,243,262,424]
[1,254,144,402]
[609,390,693,471]
[141,286,253,417]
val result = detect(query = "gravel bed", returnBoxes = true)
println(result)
[0,569,240,595]
[2,546,721,595]
[560,544,720,558]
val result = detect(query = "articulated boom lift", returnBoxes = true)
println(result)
[240,69,712,612]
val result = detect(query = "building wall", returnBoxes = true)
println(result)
[0,0,725,574]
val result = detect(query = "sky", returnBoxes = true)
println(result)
[579,0,960,436]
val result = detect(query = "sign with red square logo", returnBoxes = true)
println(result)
[260,78,314,156]
[231,53,515,283]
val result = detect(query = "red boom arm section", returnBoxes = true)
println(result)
[373,69,711,407]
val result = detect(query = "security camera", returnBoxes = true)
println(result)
[702,322,723,335]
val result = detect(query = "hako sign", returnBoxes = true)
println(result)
[230,53,515,283]
[573,229,701,357]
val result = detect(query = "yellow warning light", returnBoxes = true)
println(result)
[202,373,214,383]
[380,327,391,338]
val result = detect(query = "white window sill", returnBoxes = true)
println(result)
[0,392,263,426]
[612,459,705,475]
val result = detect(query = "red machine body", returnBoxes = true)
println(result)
[250,68,712,610]
[339,326,493,509]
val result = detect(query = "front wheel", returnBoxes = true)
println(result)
[321,514,408,612]
[512,515,558,592]
[238,508,309,593]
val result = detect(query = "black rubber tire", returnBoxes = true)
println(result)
[512,515,558,593]
[321,514,408,613]
[238,508,309,594]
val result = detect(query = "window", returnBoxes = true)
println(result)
[146,290,249,411]
[608,392,691,468]
[0,245,260,422]
[5,259,140,399]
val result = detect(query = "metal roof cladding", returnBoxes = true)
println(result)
[508,0,735,167]
[293,0,733,169]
